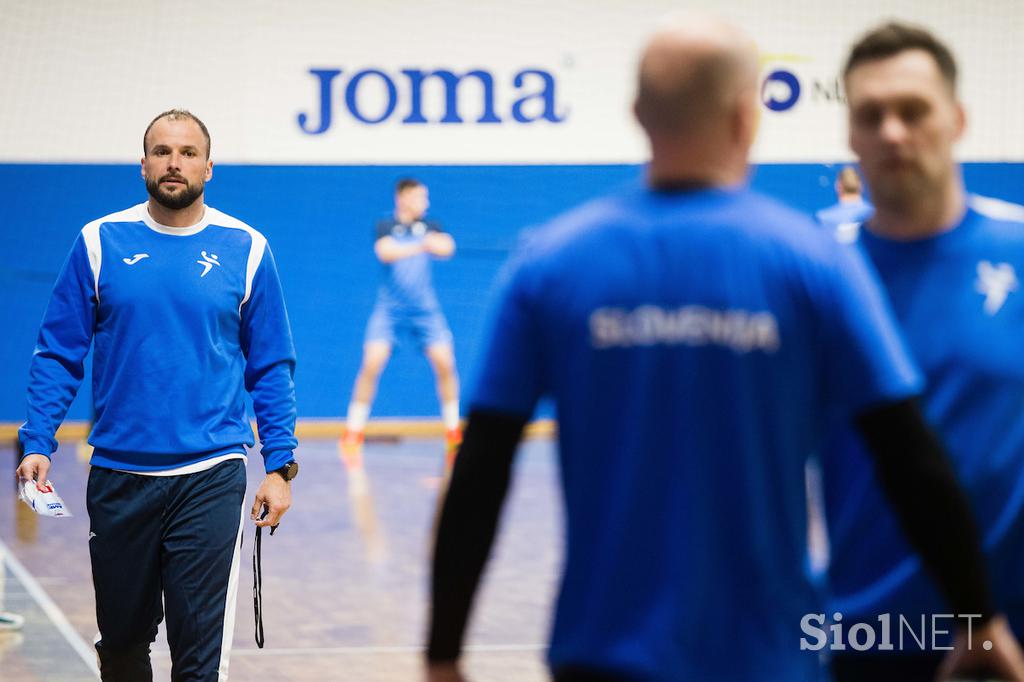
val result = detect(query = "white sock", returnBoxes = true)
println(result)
[441,401,460,431]
[346,402,370,432]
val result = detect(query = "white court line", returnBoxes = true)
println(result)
[229,643,545,656]
[0,535,100,678]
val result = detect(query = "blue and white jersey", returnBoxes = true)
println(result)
[815,197,874,232]
[472,185,920,681]
[374,218,444,311]
[19,203,297,473]
[825,195,1024,627]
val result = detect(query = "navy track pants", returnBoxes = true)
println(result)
[87,459,246,681]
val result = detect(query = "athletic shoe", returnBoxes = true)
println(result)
[0,612,24,631]
[445,427,463,470]
[339,428,365,468]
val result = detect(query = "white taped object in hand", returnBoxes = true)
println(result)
[18,480,73,517]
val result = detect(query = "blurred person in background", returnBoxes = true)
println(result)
[824,21,1024,682]
[426,13,1024,682]
[816,165,873,234]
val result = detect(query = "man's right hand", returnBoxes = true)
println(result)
[16,454,51,486]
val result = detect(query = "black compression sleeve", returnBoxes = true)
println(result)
[427,409,529,662]
[855,398,994,621]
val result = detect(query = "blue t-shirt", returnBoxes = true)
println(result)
[472,184,920,681]
[374,218,444,311]
[825,195,1024,627]
[816,198,873,231]
[19,203,297,473]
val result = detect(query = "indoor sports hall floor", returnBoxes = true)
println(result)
[0,434,562,681]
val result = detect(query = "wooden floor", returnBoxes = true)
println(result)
[0,436,563,681]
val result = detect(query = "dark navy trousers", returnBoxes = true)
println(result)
[87,459,246,681]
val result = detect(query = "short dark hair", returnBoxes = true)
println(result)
[844,22,958,93]
[143,109,212,158]
[395,178,423,193]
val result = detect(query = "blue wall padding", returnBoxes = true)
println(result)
[2,162,1021,420]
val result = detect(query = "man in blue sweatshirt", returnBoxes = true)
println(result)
[16,109,298,681]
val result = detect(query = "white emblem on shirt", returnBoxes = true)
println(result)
[196,251,221,278]
[122,253,149,265]
[834,222,861,244]
[412,221,427,237]
[976,260,1018,315]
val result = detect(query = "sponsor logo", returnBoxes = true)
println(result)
[298,67,568,134]
[759,54,846,113]
[123,253,149,265]
[762,68,801,111]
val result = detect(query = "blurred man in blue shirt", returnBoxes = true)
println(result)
[341,179,462,471]
[824,21,1024,682]
[426,14,1024,682]
[816,166,873,234]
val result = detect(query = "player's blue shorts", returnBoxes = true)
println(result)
[364,302,452,349]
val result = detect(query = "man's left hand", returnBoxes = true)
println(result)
[251,472,292,528]
[424,662,467,682]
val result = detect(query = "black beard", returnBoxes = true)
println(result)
[146,175,204,210]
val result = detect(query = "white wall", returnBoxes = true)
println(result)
[1,0,1020,163]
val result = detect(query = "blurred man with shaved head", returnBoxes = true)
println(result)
[426,14,1023,682]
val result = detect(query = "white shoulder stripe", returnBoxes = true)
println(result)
[80,222,102,298]
[79,205,143,301]
[242,231,267,310]
[204,207,260,233]
[204,207,269,311]
[969,194,1024,224]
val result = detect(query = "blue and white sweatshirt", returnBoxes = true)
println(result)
[19,203,297,473]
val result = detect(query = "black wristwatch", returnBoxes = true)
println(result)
[271,460,299,482]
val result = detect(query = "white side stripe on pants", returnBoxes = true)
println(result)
[218,502,245,681]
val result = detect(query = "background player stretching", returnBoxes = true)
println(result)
[816,165,873,232]
[342,179,461,468]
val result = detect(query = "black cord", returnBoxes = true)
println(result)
[253,521,265,648]
[252,506,279,648]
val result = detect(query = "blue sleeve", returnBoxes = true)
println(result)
[817,242,922,414]
[19,233,97,458]
[470,260,544,417]
[240,245,298,472]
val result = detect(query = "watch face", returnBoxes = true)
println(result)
[280,461,299,481]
